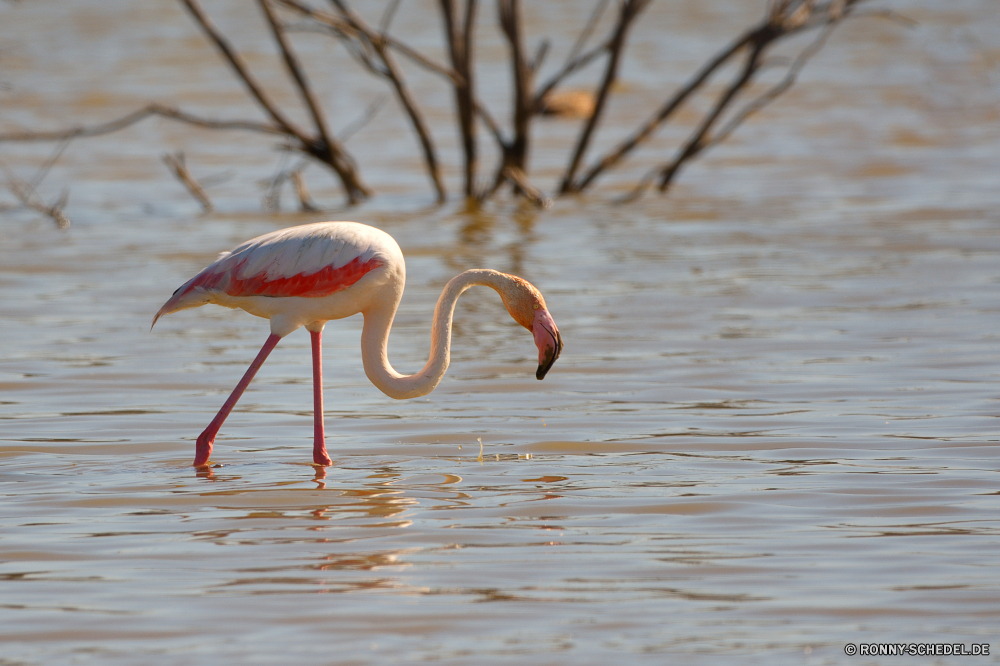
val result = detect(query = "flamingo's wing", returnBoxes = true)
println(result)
[153,223,384,327]
[192,225,382,298]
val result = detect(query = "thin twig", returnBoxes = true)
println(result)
[337,96,386,143]
[28,138,72,191]
[474,100,507,148]
[261,152,296,211]
[533,42,608,112]
[162,151,214,211]
[379,0,402,33]
[532,0,612,112]
[501,165,551,208]
[568,0,611,64]
[291,169,319,211]
[2,165,71,229]
[0,103,284,143]
[278,0,460,83]
[529,39,549,73]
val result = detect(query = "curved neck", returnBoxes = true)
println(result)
[361,269,511,400]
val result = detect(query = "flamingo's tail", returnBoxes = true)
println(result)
[151,282,212,330]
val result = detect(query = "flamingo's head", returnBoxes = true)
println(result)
[499,274,563,380]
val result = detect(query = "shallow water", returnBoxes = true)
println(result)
[2,1,1000,664]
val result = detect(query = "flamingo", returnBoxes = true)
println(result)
[152,221,563,467]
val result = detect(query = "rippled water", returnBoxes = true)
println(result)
[2,1,999,664]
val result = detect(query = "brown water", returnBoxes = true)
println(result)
[2,1,999,664]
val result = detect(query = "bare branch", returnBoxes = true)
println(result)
[322,0,445,202]
[0,103,284,144]
[498,0,533,173]
[572,28,756,192]
[258,0,336,151]
[336,96,385,143]
[278,0,459,83]
[162,151,214,211]
[2,165,70,229]
[533,42,607,110]
[501,165,551,209]
[559,0,652,194]
[291,169,319,211]
[652,40,767,194]
[529,39,550,74]
[28,138,72,191]
[474,100,507,148]
[575,0,879,195]
[177,0,312,145]
[566,0,610,65]
[440,0,480,197]
[705,23,836,150]
[533,0,611,109]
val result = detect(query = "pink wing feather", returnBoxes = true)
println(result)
[153,223,384,327]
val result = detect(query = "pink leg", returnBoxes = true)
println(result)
[311,330,332,466]
[194,333,281,466]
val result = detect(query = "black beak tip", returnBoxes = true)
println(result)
[535,329,563,380]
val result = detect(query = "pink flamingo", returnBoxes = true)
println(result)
[152,221,563,467]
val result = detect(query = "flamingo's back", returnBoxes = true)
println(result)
[152,222,397,327]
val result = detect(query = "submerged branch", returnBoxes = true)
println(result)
[3,167,70,229]
[162,151,214,211]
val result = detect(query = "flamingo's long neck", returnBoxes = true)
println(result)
[361,269,512,400]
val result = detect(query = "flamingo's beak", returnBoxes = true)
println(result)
[532,309,563,380]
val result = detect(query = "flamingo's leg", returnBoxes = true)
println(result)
[311,329,332,466]
[194,333,281,466]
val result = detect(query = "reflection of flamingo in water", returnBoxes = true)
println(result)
[153,221,563,467]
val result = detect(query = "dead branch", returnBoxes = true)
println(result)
[291,169,319,211]
[325,0,447,202]
[3,168,70,229]
[0,142,71,228]
[162,151,213,211]
[575,0,873,196]
[559,0,652,194]
[378,0,402,33]
[258,0,335,152]
[178,0,370,204]
[705,24,837,151]
[336,96,386,144]
[177,0,309,143]
[498,0,532,174]
[440,0,479,197]
[0,103,284,143]
[533,0,610,108]
[649,3,866,195]
[653,36,768,194]
[1,0,898,210]
[279,0,460,83]
[500,165,551,209]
